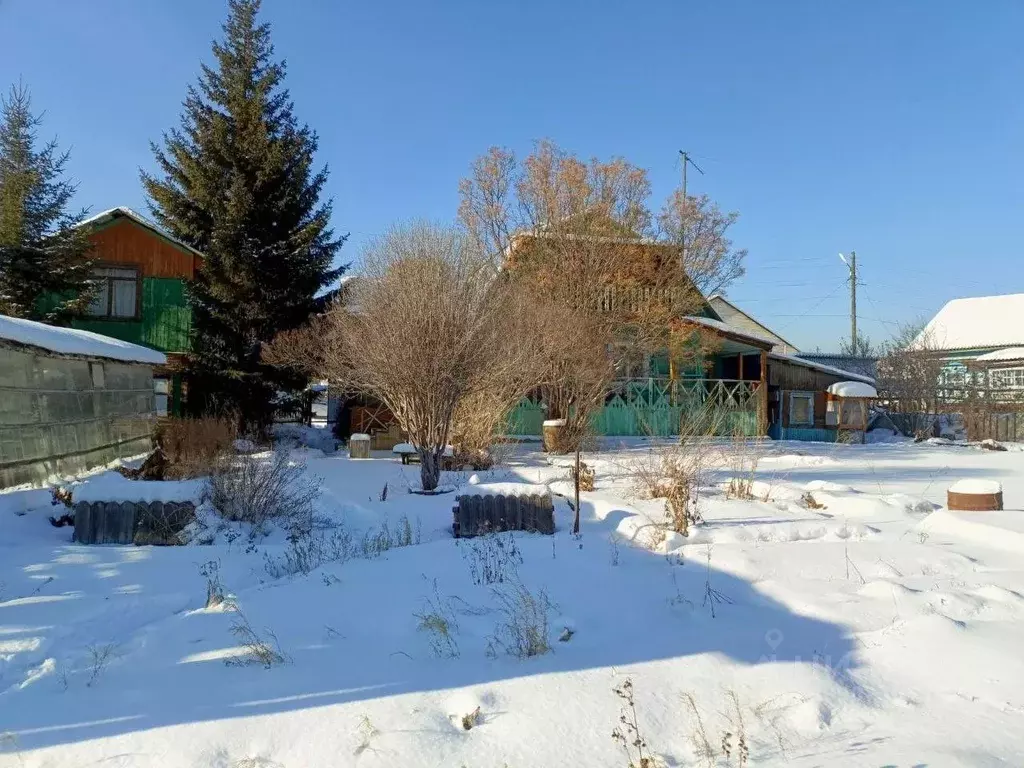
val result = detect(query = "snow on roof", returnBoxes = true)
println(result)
[0,314,167,365]
[974,347,1024,363]
[770,351,875,385]
[917,293,1024,351]
[827,380,878,398]
[76,207,205,259]
[682,315,775,349]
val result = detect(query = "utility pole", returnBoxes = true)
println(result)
[678,151,704,269]
[839,251,858,354]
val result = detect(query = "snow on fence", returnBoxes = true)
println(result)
[452,483,555,538]
[73,500,196,545]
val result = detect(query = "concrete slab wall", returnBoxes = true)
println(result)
[0,346,156,488]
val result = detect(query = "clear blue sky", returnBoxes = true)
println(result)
[2,0,1021,352]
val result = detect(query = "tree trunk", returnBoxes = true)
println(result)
[419,447,441,491]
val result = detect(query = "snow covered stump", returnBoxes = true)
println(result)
[452,482,555,538]
[947,479,1003,512]
[349,432,371,459]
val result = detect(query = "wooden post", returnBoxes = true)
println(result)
[758,350,768,435]
[738,353,744,381]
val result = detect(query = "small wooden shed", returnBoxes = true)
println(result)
[0,314,166,488]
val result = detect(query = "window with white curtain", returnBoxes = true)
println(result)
[87,266,139,318]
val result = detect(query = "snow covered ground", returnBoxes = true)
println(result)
[2,436,1024,766]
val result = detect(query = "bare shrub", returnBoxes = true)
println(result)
[629,402,728,536]
[876,321,948,436]
[275,223,544,492]
[207,446,320,539]
[461,531,523,586]
[226,611,287,668]
[611,678,657,768]
[724,433,761,500]
[486,580,555,659]
[414,579,461,659]
[155,415,238,479]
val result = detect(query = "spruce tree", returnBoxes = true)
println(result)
[0,83,94,322]
[142,0,345,430]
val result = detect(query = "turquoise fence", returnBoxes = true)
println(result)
[767,424,837,443]
[506,378,762,438]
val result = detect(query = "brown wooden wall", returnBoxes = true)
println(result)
[768,358,850,393]
[88,219,196,279]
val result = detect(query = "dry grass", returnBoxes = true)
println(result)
[225,611,287,668]
[571,460,595,491]
[155,415,238,479]
[414,579,461,659]
[486,580,555,659]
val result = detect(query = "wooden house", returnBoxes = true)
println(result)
[707,294,800,354]
[71,207,203,414]
[916,293,1024,403]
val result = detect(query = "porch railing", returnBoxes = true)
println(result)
[505,377,763,438]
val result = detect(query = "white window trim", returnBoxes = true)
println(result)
[990,367,1024,390]
[789,391,814,426]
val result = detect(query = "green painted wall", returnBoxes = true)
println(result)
[73,278,191,354]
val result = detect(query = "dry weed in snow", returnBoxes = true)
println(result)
[415,579,461,659]
[487,580,555,659]
[225,611,287,668]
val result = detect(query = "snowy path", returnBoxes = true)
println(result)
[1,440,1024,766]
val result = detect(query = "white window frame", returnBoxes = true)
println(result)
[789,391,814,426]
[990,367,1024,390]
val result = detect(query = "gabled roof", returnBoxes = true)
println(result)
[0,314,166,365]
[917,293,1024,352]
[682,315,774,350]
[76,207,205,260]
[707,294,799,353]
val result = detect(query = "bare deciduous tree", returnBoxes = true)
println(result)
[876,321,947,437]
[459,141,744,454]
[267,223,539,491]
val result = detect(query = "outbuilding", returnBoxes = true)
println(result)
[0,314,166,488]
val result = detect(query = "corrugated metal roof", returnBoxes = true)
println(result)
[795,353,877,379]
